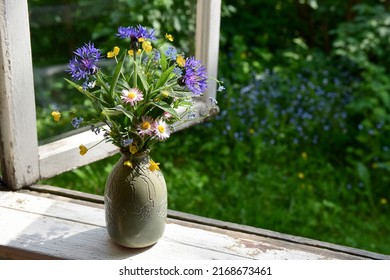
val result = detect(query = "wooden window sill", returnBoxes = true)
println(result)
[0,185,388,260]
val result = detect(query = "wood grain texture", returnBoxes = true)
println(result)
[1,190,388,260]
[0,0,39,189]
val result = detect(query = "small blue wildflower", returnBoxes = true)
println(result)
[217,85,225,92]
[165,46,177,60]
[67,42,101,81]
[209,97,218,106]
[91,125,101,135]
[188,111,197,120]
[173,67,183,77]
[122,138,134,147]
[71,117,84,128]
[82,79,97,91]
[152,50,161,61]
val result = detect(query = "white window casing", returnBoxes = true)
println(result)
[0,0,40,189]
[0,0,221,189]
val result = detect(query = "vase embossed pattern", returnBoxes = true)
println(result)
[104,151,167,248]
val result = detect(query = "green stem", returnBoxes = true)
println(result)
[133,51,138,88]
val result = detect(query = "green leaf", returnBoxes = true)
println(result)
[356,162,370,186]
[135,62,149,92]
[64,78,85,93]
[110,52,126,96]
[152,101,179,119]
[64,78,106,104]
[159,50,167,71]
[155,65,175,90]
[102,105,134,121]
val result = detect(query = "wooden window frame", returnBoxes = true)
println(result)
[0,0,221,189]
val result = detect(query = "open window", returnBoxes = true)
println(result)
[0,0,221,189]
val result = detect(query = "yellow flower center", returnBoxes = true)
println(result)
[141,122,151,130]
[127,91,137,99]
[158,125,165,133]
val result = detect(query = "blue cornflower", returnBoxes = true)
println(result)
[71,117,84,128]
[116,25,156,41]
[67,42,101,81]
[117,26,137,39]
[181,57,208,96]
[136,25,156,40]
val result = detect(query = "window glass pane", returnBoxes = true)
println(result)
[30,0,196,143]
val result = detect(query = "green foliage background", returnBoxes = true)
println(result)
[31,0,390,255]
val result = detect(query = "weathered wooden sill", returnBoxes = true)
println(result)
[0,185,388,260]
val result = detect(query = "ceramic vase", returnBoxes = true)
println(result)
[104,151,167,248]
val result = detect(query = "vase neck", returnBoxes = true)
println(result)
[120,149,150,161]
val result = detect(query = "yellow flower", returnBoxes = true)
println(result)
[138,37,145,42]
[129,144,138,155]
[301,152,308,160]
[176,55,186,67]
[142,41,152,52]
[128,49,142,56]
[149,160,160,172]
[165,33,174,42]
[380,198,388,205]
[51,111,61,122]
[123,160,133,168]
[107,46,120,58]
[298,172,305,179]
[248,128,255,135]
[79,144,88,156]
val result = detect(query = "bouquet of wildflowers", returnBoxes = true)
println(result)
[52,25,220,159]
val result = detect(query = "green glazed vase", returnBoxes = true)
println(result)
[104,151,167,248]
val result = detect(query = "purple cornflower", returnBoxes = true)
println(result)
[67,42,101,81]
[116,25,156,41]
[181,57,208,96]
